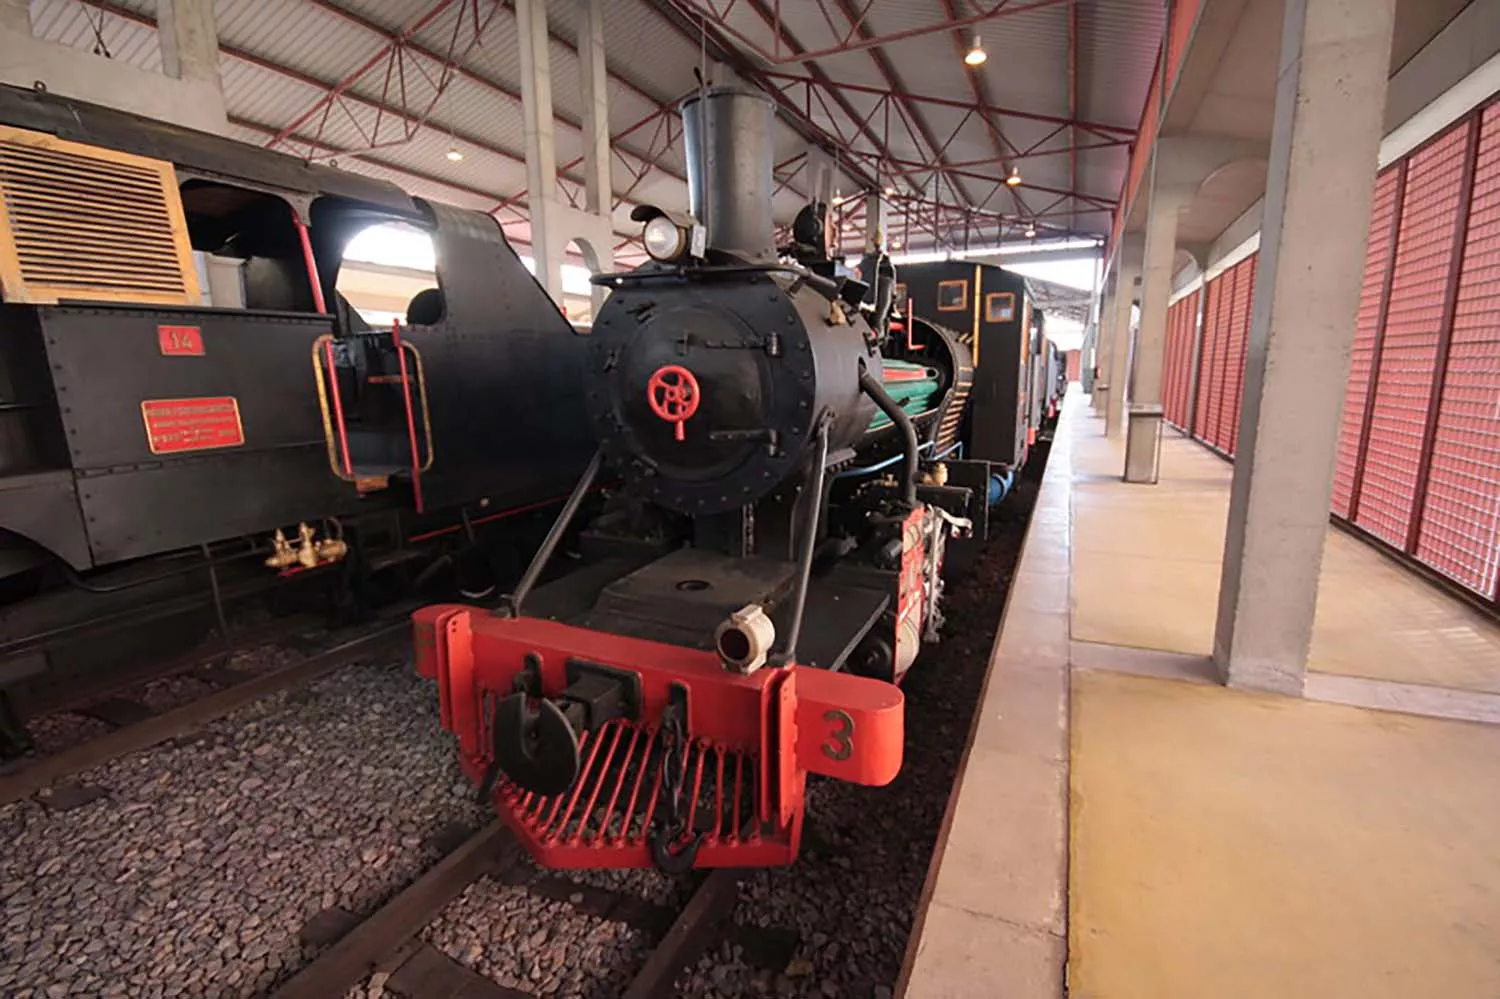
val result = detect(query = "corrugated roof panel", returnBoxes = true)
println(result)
[31,0,162,71]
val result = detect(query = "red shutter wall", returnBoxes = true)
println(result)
[1416,104,1500,597]
[1174,93,1500,604]
[1163,288,1200,430]
[1163,294,1191,428]
[1223,255,1257,457]
[1195,272,1227,448]
[1354,124,1469,548]
[1332,165,1402,518]
[1194,256,1258,455]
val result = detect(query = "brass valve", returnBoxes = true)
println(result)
[315,536,349,562]
[295,522,318,568]
[265,529,298,570]
[267,523,350,571]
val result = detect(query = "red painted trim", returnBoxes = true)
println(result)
[405,494,570,545]
[392,322,426,515]
[294,219,327,314]
[323,339,354,479]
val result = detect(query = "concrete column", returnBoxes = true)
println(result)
[0,0,30,35]
[576,0,610,314]
[1105,236,1142,438]
[1090,282,1115,412]
[577,0,610,217]
[157,0,219,86]
[517,0,563,299]
[1124,176,1190,482]
[1213,0,1396,695]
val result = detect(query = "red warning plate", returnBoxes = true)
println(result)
[157,324,204,356]
[141,396,245,454]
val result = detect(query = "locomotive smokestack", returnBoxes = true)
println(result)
[681,86,777,263]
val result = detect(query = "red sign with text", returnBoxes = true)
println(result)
[157,324,204,356]
[141,397,244,454]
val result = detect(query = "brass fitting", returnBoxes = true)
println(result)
[296,522,319,569]
[265,529,298,570]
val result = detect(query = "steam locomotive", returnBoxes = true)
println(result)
[0,85,593,755]
[414,87,1058,871]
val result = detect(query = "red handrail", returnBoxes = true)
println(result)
[322,339,354,478]
[392,322,425,514]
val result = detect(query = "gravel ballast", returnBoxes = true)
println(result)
[0,651,485,999]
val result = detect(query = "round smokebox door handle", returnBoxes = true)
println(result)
[646,364,702,442]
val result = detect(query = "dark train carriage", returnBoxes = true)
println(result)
[894,260,1045,470]
[887,259,1055,539]
[0,85,594,751]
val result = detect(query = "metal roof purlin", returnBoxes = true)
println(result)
[672,0,1074,67]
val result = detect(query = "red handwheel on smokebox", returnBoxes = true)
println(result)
[646,364,701,442]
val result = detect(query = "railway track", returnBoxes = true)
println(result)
[269,824,776,999]
[0,619,408,809]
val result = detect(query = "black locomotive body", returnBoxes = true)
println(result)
[0,85,593,752]
[415,87,1009,873]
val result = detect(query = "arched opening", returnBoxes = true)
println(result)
[562,236,605,329]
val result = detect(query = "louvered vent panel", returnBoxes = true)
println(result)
[1224,255,1257,457]
[1180,288,1200,433]
[1356,125,1468,548]
[1163,297,1184,427]
[1417,105,1500,597]
[1333,165,1401,518]
[1208,264,1239,453]
[1173,294,1194,428]
[0,126,199,306]
[1193,276,1224,444]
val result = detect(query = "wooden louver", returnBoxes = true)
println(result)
[0,124,200,306]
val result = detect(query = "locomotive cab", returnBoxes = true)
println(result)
[415,87,975,872]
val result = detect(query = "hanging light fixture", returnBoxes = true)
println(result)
[1005,165,1022,187]
[883,185,897,196]
[964,34,987,67]
[1024,222,1037,238]
[445,144,464,162]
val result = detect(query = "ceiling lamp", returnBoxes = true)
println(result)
[445,144,464,162]
[883,185,897,196]
[1005,165,1022,187]
[1024,222,1037,238]
[964,34,987,67]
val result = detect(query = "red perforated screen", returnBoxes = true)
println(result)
[1332,165,1402,518]
[1223,255,1257,457]
[1416,105,1500,598]
[1354,125,1469,548]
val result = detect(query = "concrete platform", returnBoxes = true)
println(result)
[898,390,1500,999]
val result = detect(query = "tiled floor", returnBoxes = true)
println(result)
[1069,416,1500,696]
[900,391,1500,999]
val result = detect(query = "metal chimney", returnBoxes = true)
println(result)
[681,86,777,263]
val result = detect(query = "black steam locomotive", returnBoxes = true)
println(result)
[0,85,593,754]
[414,87,1055,872]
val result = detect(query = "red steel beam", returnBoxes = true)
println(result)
[653,0,947,245]
[674,0,1075,67]
[756,70,1134,139]
[77,0,672,225]
[1068,0,1079,233]
[268,0,461,149]
[298,0,692,189]
[831,0,984,217]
